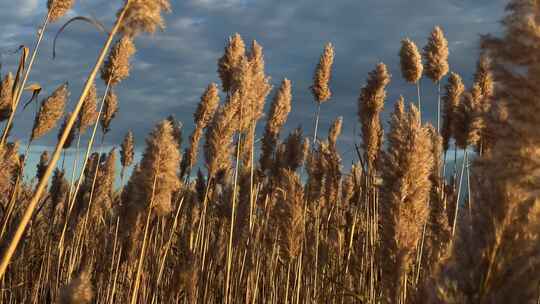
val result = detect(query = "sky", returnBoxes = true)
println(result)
[0,0,507,174]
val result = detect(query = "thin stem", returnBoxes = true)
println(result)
[452,149,468,238]
[312,102,322,146]
[416,81,421,124]
[437,80,441,133]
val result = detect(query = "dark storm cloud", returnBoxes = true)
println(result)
[0,0,506,166]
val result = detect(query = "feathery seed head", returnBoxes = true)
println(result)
[59,268,94,304]
[380,101,433,299]
[185,83,221,171]
[0,142,20,198]
[121,130,135,168]
[0,73,14,121]
[127,120,180,216]
[218,33,246,92]
[101,88,118,135]
[58,114,77,150]
[194,83,220,128]
[423,26,450,82]
[248,40,272,122]
[36,151,49,182]
[260,78,292,172]
[311,42,335,103]
[399,38,423,83]
[101,35,136,86]
[441,72,465,151]
[47,0,74,22]
[118,0,171,36]
[358,63,390,170]
[31,83,68,141]
[454,83,483,149]
[328,116,343,148]
[474,55,494,99]
[204,101,238,178]
[78,83,98,133]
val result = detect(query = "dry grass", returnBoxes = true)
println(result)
[0,0,537,303]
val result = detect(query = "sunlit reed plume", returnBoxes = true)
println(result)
[260,78,292,173]
[121,130,135,170]
[185,83,220,173]
[0,73,13,122]
[441,72,465,152]
[358,63,390,171]
[128,120,180,216]
[328,116,343,148]
[400,38,423,84]
[423,26,449,82]
[218,33,246,92]
[118,0,172,36]
[101,35,136,86]
[31,83,68,141]
[101,88,118,135]
[311,42,335,103]
[47,0,74,22]
[78,83,98,133]
[380,99,433,302]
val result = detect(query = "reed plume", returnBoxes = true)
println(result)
[423,26,449,82]
[474,55,494,100]
[400,38,423,84]
[121,130,135,170]
[218,33,246,92]
[473,55,494,153]
[58,114,77,150]
[0,142,20,200]
[440,72,465,152]
[89,149,116,218]
[454,84,482,150]
[36,151,49,183]
[328,116,343,148]
[50,168,68,218]
[274,128,306,173]
[358,62,390,171]
[204,95,239,178]
[423,126,451,279]
[380,99,433,302]
[0,73,13,122]
[59,268,94,304]
[126,120,180,216]
[274,169,305,260]
[247,40,272,123]
[118,0,172,36]
[185,83,220,173]
[77,83,98,133]
[311,42,335,143]
[101,88,118,135]
[31,83,68,141]
[433,2,540,301]
[101,35,136,86]
[47,0,74,22]
[311,42,335,103]
[424,26,449,131]
[260,78,292,173]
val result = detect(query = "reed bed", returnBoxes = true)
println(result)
[0,0,538,303]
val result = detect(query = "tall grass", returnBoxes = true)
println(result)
[0,0,537,303]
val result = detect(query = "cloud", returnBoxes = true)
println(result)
[0,0,506,168]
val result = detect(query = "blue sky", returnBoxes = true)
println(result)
[0,0,506,173]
